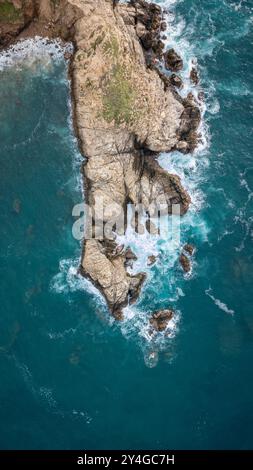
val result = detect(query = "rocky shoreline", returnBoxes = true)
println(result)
[0,0,201,327]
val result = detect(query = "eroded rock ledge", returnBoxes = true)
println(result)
[1,0,201,318]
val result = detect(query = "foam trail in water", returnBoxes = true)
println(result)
[12,355,92,422]
[205,287,235,316]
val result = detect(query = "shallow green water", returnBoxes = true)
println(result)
[0,0,253,450]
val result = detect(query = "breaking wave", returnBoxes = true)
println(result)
[0,36,73,72]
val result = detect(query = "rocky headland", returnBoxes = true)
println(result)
[0,0,201,322]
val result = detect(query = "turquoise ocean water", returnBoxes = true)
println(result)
[0,0,253,449]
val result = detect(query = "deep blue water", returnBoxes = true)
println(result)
[0,0,253,450]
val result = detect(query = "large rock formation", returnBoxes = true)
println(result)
[0,0,200,317]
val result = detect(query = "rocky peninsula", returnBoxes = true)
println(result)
[0,0,201,323]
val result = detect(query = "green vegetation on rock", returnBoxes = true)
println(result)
[0,1,21,23]
[102,64,136,125]
[103,36,119,60]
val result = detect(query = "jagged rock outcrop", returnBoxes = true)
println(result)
[0,0,201,317]
[176,93,201,153]
[80,239,145,318]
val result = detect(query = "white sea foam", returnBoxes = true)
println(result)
[122,304,181,344]
[0,36,73,72]
[50,257,106,307]
[233,173,253,252]
[205,287,235,315]
[115,0,214,355]
[48,327,77,340]
[13,355,92,421]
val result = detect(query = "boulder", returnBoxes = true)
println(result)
[183,243,195,256]
[179,253,191,273]
[147,255,157,266]
[198,91,205,102]
[160,21,167,31]
[190,67,199,85]
[164,48,183,72]
[169,73,183,89]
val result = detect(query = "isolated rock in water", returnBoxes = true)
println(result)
[164,48,183,72]
[190,67,199,85]
[183,243,195,256]
[150,309,174,331]
[147,255,157,266]
[179,253,191,273]
[169,73,183,89]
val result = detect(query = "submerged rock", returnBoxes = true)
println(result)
[164,48,183,72]
[160,21,167,32]
[150,309,174,332]
[12,198,21,214]
[198,91,205,102]
[144,350,159,368]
